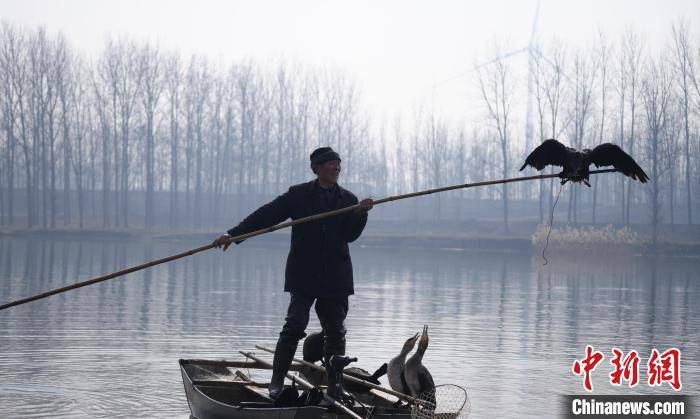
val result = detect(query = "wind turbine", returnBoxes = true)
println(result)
[433,0,559,153]
[524,0,541,153]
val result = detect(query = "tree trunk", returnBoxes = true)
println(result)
[169,98,178,229]
[145,110,154,228]
[61,92,71,226]
[121,116,129,228]
[112,90,119,228]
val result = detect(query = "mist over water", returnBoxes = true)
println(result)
[0,236,698,418]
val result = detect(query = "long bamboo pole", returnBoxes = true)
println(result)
[0,169,617,311]
[240,351,363,419]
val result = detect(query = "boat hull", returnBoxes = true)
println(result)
[179,359,413,418]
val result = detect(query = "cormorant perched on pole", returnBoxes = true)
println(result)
[405,325,435,403]
[520,139,649,186]
[387,332,419,396]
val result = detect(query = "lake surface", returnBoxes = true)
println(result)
[0,236,698,418]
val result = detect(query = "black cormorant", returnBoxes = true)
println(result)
[387,332,419,395]
[300,330,387,394]
[405,325,435,403]
[520,139,649,186]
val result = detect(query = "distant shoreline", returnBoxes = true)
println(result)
[1,227,698,256]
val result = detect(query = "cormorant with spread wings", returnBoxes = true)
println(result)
[520,139,649,186]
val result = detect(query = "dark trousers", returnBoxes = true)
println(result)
[279,292,349,357]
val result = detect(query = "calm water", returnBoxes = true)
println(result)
[0,236,698,418]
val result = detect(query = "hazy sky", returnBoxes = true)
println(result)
[1,0,697,123]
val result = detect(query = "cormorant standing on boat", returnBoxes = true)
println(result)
[405,325,435,404]
[303,330,326,364]
[299,331,327,386]
[520,139,649,186]
[387,332,420,395]
[212,147,373,400]
[301,330,388,394]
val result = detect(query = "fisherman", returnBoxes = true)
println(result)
[212,146,373,399]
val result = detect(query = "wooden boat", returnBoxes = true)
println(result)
[180,358,414,418]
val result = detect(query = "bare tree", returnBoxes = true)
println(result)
[671,20,695,225]
[532,45,548,223]
[57,37,73,226]
[0,23,23,225]
[292,69,314,185]
[221,65,239,216]
[542,39,569,223]
[185,56,211,227]
[410,105,424,218]
[592,31,610,224]
[208,70,227,227]
[257,72,272,201]
[623,30,644,225]
[95,40,118,227]
[642,58,672,245]
[10,28,34,227]
[423,110,450,219]
[138,43,164,228]
[392,114,405,196]
[165,52,181,228]
[663,98,682,225]
[274,63,289,194]
[566,50,597,223]
[70,56,89,228]
[115,40,141,227]
[375,117,389,202]
[478,42,516,232]
[27,28,59,228]
[612,43,627,224]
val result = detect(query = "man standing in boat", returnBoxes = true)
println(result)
[212,147,373,399]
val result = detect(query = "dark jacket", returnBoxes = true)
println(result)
[227,180,367,297]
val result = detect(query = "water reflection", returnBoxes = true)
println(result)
[0,237,698,418]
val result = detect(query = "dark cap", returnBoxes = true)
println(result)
[310,147,341,166]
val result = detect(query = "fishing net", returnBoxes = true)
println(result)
[410,384,470,419]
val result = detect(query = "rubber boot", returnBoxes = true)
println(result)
[325,355,357,401]
[269,339,298,399]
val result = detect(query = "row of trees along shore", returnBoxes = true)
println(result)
[0,21,699,241]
